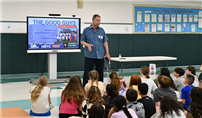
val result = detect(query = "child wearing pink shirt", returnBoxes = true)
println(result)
[59,76,85,118]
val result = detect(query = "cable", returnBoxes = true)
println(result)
[30,53,38,69]
[41,54,47,76]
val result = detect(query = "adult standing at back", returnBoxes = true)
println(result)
[81,14,111,86]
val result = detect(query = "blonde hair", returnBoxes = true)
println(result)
[31,76,48,103]
[89,70,99,87]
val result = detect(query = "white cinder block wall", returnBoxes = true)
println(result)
[1,0,202,33]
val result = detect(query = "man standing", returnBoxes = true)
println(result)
[81,14,111,86]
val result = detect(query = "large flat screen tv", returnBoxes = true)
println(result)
[27,16,81,53]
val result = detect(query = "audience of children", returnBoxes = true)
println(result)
[29,76,53,116]
[186,66,199,87]
[140,66,157,98]
[30,65,202,118]
[82,86,105,118]
[103,84,119,118]
[59,76,85,118]
[178,74,195,110]
[108,72,127,96]
[128,74,142,100]
[84,70,104,96]
[151,96,186,118]
[137,83,156,118]
[89,103,105,118]
[108,95,138,118]
[154,75,177,111]
[199,64,202,81]
[187,87,202,118]
[173,67,185,92]
[126,89,145,118]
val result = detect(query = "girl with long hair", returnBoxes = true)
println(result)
[29,76,53,116]
[109,72,127,96]
[59,76,85,118]
[140,66,157,98]
[151,96,186,118]
[108,95,138,118]
[187,87,202,118]
[84,70,104,96]
[82,86,105,118]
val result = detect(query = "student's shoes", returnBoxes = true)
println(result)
[50,104,54,109]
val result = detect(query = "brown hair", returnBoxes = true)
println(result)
[190,87,202,118]
[61,76,84,105]
[174,68,185,77]
[158,75,171,88]
[141,66,150,78]
[185,75,194,85]
[129,74,141,88]
[119,78,127,88]
[110,72,121,90]
[186,66,196,75]
[31,76,48,103]
[160,96,185,118]
[89,70,99,87]
[199,80,202,87]
[87,86,105,105]
[92,14,100,20]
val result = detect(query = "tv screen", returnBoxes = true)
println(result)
[27,16,81,53]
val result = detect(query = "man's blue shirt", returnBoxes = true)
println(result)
[81,25,108,59]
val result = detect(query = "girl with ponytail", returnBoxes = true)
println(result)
[29,76,53,116]
[85,70,104,96]
[108,95,138,118]
[140,66,157,98]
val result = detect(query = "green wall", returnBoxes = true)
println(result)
[1,33,202,74]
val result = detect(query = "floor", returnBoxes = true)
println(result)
[0,65,201,118]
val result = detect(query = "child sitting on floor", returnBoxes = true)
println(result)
[29,76,53,116]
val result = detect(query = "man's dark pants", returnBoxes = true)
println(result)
[83,57,104,86]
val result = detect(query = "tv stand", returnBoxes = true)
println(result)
[48,53,57,79]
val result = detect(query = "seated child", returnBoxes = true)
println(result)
[103,84,119,118]
[84,70,104,96]
[173,67,185,95]
[89,103,105,118]
[187,87,202,118]
[128,74,142,100]
[82,86,105,118]
[108,95,138,118]
[186,66,198,87]
[126,89,145,118]
[107,72,127,97]
[151,96,186,118]
[154,76,177,111]
[59,76,85,118]
[29,76,53,116]
[178,74,194,110]
[137,83,156,118]
[140,66,157,98]
[199,64,202,81]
